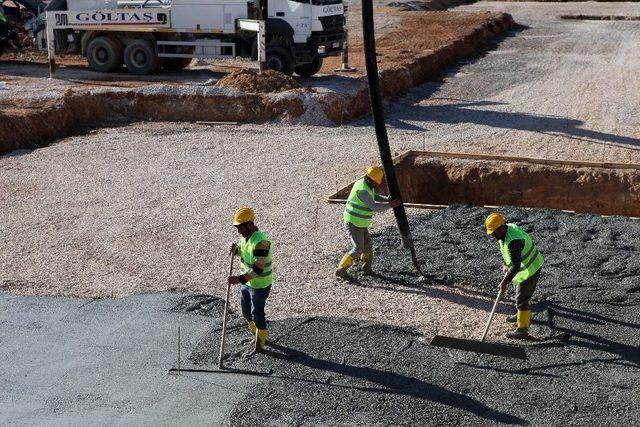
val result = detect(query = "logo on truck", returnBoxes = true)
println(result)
[321,5,343,14]
[67,9,169,26]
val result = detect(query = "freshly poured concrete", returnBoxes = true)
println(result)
[0,293,260,425]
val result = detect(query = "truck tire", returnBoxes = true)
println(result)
[86,36,123,73]
[162,57,192,71]
[265,46,294,76]
[124,39,159,75]
[294,56,323,77]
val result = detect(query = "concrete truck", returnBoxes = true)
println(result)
[26,0,346,76]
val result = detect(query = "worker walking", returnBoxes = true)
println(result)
[336,166,400,278]
[228,207,273,353]
[485,212,544,339]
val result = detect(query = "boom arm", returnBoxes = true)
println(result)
[361,0,423,275]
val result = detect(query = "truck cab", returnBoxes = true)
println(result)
[262,0,345,75]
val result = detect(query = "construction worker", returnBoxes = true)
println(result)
[336,166,400,278]
[485,212,544,339]
[228,207,273,353]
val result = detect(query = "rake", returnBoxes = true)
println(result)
[430,288,527,360]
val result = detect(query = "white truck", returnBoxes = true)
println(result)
[29,0,346,76]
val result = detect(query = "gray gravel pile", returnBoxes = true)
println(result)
[172,293,228,317]
[184,297,639,425]
[367,205,640,305]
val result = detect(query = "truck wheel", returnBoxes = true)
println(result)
[294,56,323,77]
[86,36,123,73]
[124,39,159,75]
[265,46,293,76]
[162,58,193,71]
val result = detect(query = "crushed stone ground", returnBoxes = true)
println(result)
[0,0,639,356]
[182,297,639,426]
[372,205,640,305]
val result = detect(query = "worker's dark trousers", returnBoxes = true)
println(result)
[240,284,271,329]
[514,269,541,310]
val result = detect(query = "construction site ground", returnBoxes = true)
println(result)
[0,1,515,150]
[1,1,639,425]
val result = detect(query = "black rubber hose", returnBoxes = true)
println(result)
[360,0,423,274]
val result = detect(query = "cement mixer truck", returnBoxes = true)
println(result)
[27,0,345,76]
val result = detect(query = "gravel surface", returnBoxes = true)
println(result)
[373,205,640,305]
[1,3,640,424]
[2,1,640,338]
[184,298,639,426]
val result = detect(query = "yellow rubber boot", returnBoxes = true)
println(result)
[518,309,532,329]
[247,320,257,335]
[506,309,531,339]
[335,253,353,279]
[360,252,373,274]
[253,328,269,353]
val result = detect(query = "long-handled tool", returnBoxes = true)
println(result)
[217,252,235,369]
[361,0,423,276]
[430,289,528,360]
[168,251,271,376]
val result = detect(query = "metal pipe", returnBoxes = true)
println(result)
[360,0,423,274]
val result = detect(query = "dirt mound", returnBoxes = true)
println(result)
[216,69,302,93]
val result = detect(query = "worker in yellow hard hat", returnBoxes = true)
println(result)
[336,166,401,278]
[228,207,273,353]
[485,212,544,339]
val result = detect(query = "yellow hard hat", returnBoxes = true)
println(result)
[233,207,255,226]
[485,212,506,235]
[366,166,384,185]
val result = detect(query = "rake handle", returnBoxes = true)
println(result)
[481,288,504,342]
[217,252,235,369]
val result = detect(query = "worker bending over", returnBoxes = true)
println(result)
[336,166,400,278]
[485,212,544,339]
[228,207,273,353]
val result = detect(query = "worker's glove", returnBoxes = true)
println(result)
[229,242,237,256]
[497,280,508,294]
[227,276,241,285]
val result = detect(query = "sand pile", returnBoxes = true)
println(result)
[216,69,302,93]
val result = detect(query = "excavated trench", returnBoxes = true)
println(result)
[0,13,515,155]
[331,151,640,217]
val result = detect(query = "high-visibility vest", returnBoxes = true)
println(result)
[343,178,375,228]
[499,223,544,284]
[240,230,273,289]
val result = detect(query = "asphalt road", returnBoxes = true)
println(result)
[0,293,260,425]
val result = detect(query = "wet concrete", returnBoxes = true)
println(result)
[0,293,260,425]
[188,305,639,425]
[372,205,640,305]
[183,205,639,425]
